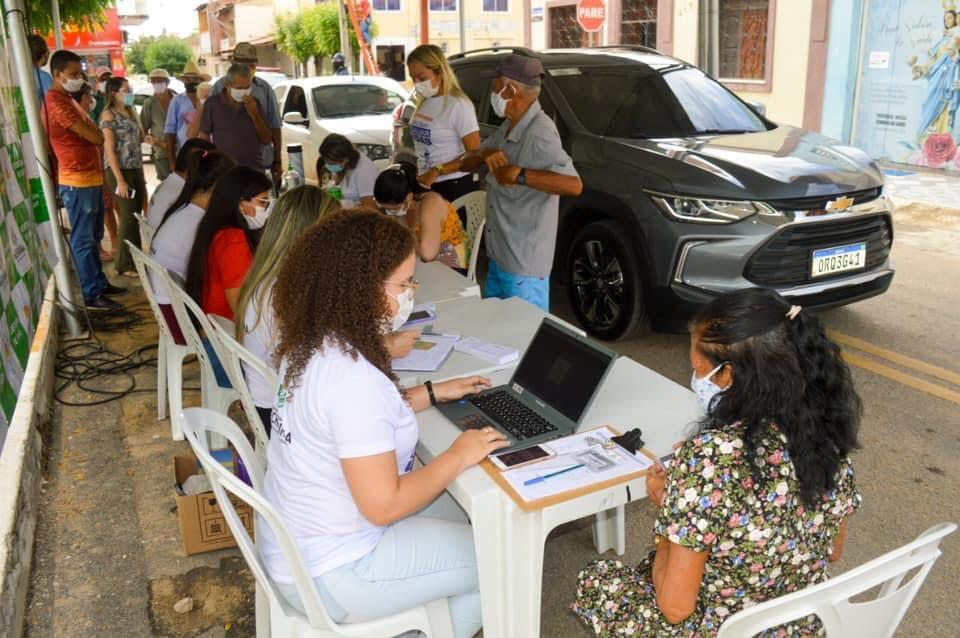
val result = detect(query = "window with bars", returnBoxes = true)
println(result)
[373,0,401,10]
[621,0,657,48]
[549,5,589,48]
[718,0,769,80]
[429,0,457,11]
[483,0,509,11]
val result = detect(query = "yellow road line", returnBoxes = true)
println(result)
[828,330,960,387]
[841,351,960,407]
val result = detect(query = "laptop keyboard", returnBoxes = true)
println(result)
[469,390,558,441]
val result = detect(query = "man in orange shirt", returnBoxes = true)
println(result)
[44,50,125,309]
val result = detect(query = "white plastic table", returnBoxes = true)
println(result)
[414,260,481,305]
[415,357,701,637]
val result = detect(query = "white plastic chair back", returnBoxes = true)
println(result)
[135,212,155,253]
[164,279,241,421]
[205,313,275,465]
[126,241,196,439]
[451,191,486,282]
[180,407,454,637]
[717,522,957,638]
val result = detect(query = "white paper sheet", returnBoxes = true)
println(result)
[499,426,652,502]
[391,334,460,372]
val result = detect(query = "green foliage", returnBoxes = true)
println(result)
[125,36,156,75]
[142,37,192,75]
[24,0,112,34]
[275,3,376,64]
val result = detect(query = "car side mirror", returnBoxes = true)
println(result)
[283,112,308,127]
[747,101,766,117]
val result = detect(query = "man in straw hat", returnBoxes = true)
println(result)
[164,60,210,161]
[210,42,282,184]
[140,68,176,180]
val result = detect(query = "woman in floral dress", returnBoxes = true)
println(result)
[572,287,863,637]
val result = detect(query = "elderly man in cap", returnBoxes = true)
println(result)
[210,42,282,184]
[140,68,175,180]
[199,64,272,170]
[164,61,210,161]
[455,54,582,311]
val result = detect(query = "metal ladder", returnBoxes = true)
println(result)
[344,0,380,75]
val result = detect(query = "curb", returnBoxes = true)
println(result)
[890,197,960,225]
[0,277,59,637]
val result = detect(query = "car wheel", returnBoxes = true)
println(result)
[567,221,649,340]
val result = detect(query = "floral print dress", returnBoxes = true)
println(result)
[572,422,861,637]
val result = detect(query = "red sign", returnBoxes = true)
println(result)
[577,0,606,33]
[45,8,123,52]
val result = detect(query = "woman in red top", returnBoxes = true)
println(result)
[185,166,272,320]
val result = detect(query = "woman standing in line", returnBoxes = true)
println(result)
[100,76,146,277]
[406,44,481,207]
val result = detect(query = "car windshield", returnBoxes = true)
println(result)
[312,85,404,118]
[551,65,767,138]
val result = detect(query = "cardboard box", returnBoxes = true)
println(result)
[174,454,255,555]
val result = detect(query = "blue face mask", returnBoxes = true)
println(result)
[691,363,728,413]
[325,162,344,174]
[123,93,135,106]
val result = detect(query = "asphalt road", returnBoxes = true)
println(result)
[545,203,960,636]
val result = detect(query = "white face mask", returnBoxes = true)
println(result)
[62,77,85,93]
[152,82,168,94]
[691,363,728,413]
[243,199,272,229]
[384,287,415,333]
[415,78,438,99]
[86,99,96,113]
[230,87,252,101]
[379,202,408,217]
[98,81,107,93]
[490,86,511,118]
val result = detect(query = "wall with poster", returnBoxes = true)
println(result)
[0,32,54,449]
[852,0,960,169]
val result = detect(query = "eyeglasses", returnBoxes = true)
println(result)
[383,278,419,290]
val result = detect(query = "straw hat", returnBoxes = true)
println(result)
[148,68,171,81]
[178,61,211,82]
[232,42,258,63]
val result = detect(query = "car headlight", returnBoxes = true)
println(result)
[648,193,771,224]
[356,143,390,161]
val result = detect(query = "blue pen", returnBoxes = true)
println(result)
[523,463,585,486]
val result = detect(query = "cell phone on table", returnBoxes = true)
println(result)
[490,443,555,471]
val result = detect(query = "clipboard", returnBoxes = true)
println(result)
[479,425,659,512]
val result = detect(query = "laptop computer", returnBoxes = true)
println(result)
[437,317,618,449]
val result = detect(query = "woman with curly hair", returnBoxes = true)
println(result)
[262,209,508,638]
[572,287,863,637]
[233,185,340,433]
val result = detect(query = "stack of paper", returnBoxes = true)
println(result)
[391,334,459,372]
[454,336,519,365]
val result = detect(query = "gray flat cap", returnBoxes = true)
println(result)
[496,54,544,86]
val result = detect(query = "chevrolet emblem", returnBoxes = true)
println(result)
[825,195,854,212]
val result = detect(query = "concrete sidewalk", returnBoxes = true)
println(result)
[882,164,960,213]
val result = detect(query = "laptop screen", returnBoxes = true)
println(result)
[512,321,616,423]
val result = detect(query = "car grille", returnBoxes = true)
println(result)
[744,214,893,287]
[764,187,882,211]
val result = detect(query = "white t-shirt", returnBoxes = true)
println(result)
[259,341,419,583]
[149,203,204,303]
[338,153,379,209]
[410,95,479,182]
[241,282,277,408]
[147,172,185,228]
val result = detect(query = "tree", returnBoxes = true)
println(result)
[142,37,192,75]
[275,3,376,76]
[125,36,157,75]
[25,0,112,34]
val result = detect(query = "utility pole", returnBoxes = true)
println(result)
[420,0,428,44]
[458,0,466,53]
[50,0,63,49]
[338,0,351,72]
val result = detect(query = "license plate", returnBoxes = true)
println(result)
[811,243,866,278]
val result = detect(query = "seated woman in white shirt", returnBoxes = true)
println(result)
[263,209,508,638]
[149,149,234,343]
[233,185,341,434]
[317,134,378,209]
[146,137,215,228]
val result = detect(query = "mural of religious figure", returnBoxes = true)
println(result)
[909,7,960,136]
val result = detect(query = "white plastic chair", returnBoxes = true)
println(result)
[205,312,277,467]
[134,212,155,253]
[164,279,241,447]
[451,191,486,284]
[180,407,456,638]
[717,522,957,638]
[127,241,196,441]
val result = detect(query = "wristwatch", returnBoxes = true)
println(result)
[516,168,527,186]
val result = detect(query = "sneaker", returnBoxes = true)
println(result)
[101,283,127,296]
[86,295,123,310]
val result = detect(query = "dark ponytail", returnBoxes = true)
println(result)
[155,150,235,233]
[692,287,862,506]
[373,161,428,205]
